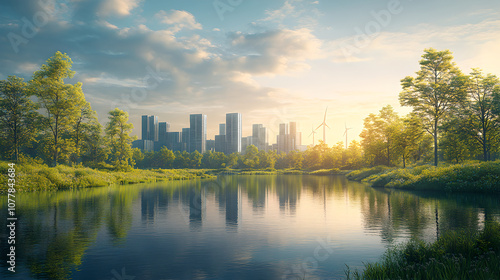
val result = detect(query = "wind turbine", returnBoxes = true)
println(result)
[343,123,352,149]
[316,107,330,144]
[309,125,317,146]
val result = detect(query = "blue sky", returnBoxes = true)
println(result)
[1,0,500,145]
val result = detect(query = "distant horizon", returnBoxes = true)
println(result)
[1,0,499,146]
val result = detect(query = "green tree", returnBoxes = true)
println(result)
[393,114,425,168]
[80,119,108,166]
[30,51,86,165]
[189,150,203,168]
[0,76,40,161]
[105,108,136,170]
[400,48,468,166]
[156,147,175,169]
[462,69,500,161]
[70,101,96,165]
[360,106,399,166]
[242,145,260,168]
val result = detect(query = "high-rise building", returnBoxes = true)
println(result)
[277,123,288,153]
[215,135,226,154]
[141,115,148,140]
[226,113,242,154]
[189,114,207,153]
[158,122,170,144]
[182,128,190,151]
[219,124,226,135]
[206,140,215,152]
[252,124,267,151]
[147,115,159,141]
[166,132,182,151]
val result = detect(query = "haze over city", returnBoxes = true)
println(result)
[1,0,499,145]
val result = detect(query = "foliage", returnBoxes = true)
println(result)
[105,108,136,170]
[0,75,40,161]
[356,161,500,193]
[346,221,500,280]
[400,48,468,166]
[30,51,86,165]
[0,160,215,193]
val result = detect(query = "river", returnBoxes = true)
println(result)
[1,175,499,279]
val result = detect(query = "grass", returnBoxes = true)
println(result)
[346,221,500,280]
[0,160,215,193]
[346,161,500,193]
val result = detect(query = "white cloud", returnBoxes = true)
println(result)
[98,0,141,17]
[155,10,202,33]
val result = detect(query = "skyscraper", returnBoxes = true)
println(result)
[252,124,267,151]
[182,128,190,151]
[148,115,158,141]
[219,123,226,135]
[189,114,207,153]
[141,115,148,140]
[226,113,242,154]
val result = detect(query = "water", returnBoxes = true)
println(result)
[1,175,499,279]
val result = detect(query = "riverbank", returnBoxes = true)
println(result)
[0,161,215,193]
[346,221,500,279]
[346,161,500,193]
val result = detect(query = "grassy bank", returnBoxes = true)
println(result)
[346,161,500,193]
[346,221,500,279]
[0,161,215,193]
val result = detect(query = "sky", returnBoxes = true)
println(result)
[1,0,500,146]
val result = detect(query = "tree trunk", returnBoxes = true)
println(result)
[433,120,438,167]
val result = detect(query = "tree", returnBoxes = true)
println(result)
[189,150,203,168]
[80,119,108,166]
[360,105,399,166]
[70,101,96,164]
[393,114,425,168]
[31,51,86,165]
[461,69,500,161]
[242,145,259,168]
[400,48,468,166]
[0,76,40,161]
[105,108,136,170]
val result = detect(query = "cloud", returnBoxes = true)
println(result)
[98,0,141,17]
[155,10,202,33]
[325,18,500,66]
[228,28,323,75]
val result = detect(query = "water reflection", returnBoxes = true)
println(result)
[0,175,499,279]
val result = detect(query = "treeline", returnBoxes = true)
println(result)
[0,52,135,170]
[133,141,364,170]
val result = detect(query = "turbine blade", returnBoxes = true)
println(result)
[316,124,323,130]
[325,123,330,129]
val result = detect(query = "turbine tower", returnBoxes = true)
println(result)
[343,122,352,149]
[316,107,330,144]
[309,125,317,146]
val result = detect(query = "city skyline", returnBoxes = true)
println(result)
[1,0,499,146]
[136,113,305,153]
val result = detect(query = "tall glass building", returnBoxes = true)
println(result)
[189,114,207,153]
[226,113,242,154]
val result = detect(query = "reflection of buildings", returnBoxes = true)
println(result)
[225,186,239,228]
[189,189,204,230]
[277,177,298,215]
[141,189,170,223]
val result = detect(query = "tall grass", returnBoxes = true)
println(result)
[0,161,215,193]
[346,161,500,193]
[346,221,500,280]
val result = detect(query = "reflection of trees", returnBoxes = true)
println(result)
[0,185,144,280]
[359,187,500,245]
